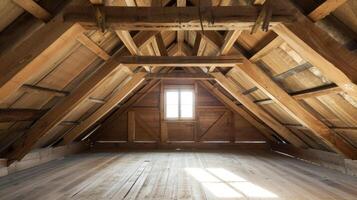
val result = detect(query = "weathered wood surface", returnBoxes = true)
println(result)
[63,6,295,30]
[0,151,356,199]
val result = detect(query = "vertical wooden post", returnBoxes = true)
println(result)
[128,111,135,142]
[160,82,168,143]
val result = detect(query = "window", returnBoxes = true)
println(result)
[165,86,194,120]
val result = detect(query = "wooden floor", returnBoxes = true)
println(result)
[0,150,356,200]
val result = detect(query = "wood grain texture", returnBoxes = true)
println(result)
[0,151,356,199]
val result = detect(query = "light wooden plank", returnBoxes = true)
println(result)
[21,84,69,97]
[116,30,151,72]
[12,0,51,22]
[77,33,110,60]
[209,30,242,72]
[147,73,214,80]
[0,22,83,103]
[63,6,295,30]
[308,0,348,22]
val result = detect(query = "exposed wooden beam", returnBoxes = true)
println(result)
[21,84,69,97]
[6,31,158,163]
[63,6,295,30]
[89,0,103,4]
[252,84,343,105]
[147,73,214,80]
[77,33,110,60]
[198,80,276,143]
[88,97,106,104]
[116,56,244,67]
[177,0,186,55]
[0,22,84,104]
[0,109,45,122]
[273,5,357,101]
[234,58,357,159]
[116,30,151,72]
[254,0,266,5]
[211,72,307,148]
[308,0,347,22]
[249,36,284,62]
[12,0,51,22]
[209,30,242,72]
[61,72,146,144]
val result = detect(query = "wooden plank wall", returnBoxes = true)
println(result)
[0,142,87,177]
[94,80,268,147]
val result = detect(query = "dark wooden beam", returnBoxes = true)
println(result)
[147,73,214,80]
[116,56,244,67]
[0,109,45,122]
[63,6,296,30]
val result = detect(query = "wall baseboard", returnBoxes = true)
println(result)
[0,143,88,177]
[271,144,357,177]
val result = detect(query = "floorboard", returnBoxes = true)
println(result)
[0,150,356,200]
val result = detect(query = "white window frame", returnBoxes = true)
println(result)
[164,85,195,121]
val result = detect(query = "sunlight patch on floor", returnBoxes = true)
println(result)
[185,167,278,199]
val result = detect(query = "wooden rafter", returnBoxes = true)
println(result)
[234,58,357,159]
[211,72,306,147]
[12,0,51,22]
[7,31,158,163]
[308,0,347,22]
[63,6,295,30]
[177,0,186,55]
[77,33,110,60]
[116,30,151,72]
[61,72,146,144]
[209,30,242,72]
[0,23,84,103]
[272,0,357,101]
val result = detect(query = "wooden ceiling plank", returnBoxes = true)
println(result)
[211,72,307,147]
[234,58,357,159]
[63,6,295,30]
[209,30,242,72]
[6,31,158,163]
[21,84,69,97]
[77,33,110,61]
[61,72,147,144]
[308,0,348,22]
[12,0,51,22]
[0,22,84,104]
[273,7,357,101]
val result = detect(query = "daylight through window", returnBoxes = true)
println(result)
[165,87,194,120]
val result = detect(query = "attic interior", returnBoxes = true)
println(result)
[0,0,357,199]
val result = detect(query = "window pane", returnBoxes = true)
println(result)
[180,91,193,105]
[181,105,193,118]
[166,105,179,118]
[166,91,179,105]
